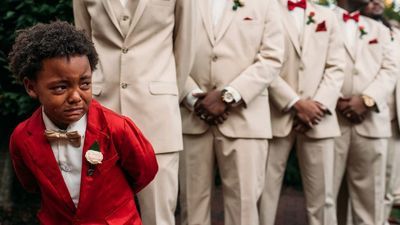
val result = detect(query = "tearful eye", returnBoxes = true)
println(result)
[51,85,67,94]
[80,82,91,90]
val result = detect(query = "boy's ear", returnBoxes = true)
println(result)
[23,77,38,99]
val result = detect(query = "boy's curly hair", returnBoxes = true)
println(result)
[8,21,98,82]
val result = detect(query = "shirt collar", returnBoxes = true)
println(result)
[42,107,87,137]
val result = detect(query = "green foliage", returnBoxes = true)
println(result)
[0,0,73,133]
[385,3,400,22]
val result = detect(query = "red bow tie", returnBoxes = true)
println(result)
[287,0,306,10]
[343,12,360,22]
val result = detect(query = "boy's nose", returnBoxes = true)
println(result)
[67,90,82,104]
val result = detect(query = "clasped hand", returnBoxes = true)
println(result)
[336,96,368,124]
[293,99,328,133]
[193,90,230,125]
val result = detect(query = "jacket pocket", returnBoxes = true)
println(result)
[98,154,119,174]
[105,198,138,225]
[148,81,178,95]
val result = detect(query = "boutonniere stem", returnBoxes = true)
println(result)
[85,141,103,176]
[233,0,245,11]
[359,26,367,39]
[306,12,316,25]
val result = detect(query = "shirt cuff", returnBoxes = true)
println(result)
[185,88,204,110]
[284,96,300,112]
[224,86,242,103]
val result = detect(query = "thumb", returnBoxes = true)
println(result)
[193,92,207,98]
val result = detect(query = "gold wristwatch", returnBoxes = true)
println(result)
[361,95,375,108]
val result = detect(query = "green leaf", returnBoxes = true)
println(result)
[89,141,100,151]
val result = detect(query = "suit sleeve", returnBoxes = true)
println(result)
[73,0,92,38]
[312,13,345,112]
[268,76,299,111]
[228,0,284,106]
[362,24,398,112]
[117,118,158,193]
[9,130,39,193]
[174,0,198,100]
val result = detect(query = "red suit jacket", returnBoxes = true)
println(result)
[9,100,158,225]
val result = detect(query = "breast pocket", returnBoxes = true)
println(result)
[98,154,119,174]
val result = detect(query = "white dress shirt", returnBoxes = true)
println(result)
[120,0,128,7]
[42,109,87,207]
[288,1,305,36]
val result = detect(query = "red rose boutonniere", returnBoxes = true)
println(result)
[359,26,367,39]
[233,0,245,11]
[306,12,316,25]
[85,141,103,176]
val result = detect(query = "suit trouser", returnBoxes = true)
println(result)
[137,152,179,225]
[179,127,268,225]
[334,126,387,225]
[384,120,400,225]
[259,131,336,225]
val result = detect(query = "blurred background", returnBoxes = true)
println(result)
[1,0,400,224]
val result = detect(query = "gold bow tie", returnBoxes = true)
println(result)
[44,130,82,147]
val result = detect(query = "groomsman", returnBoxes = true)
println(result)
[332,0,397,224]
[362,0,400,224]
[258,0,345,224]
[179,0,284,224]
[73,0,197,224]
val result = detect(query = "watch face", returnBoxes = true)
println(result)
[223,92,235,103]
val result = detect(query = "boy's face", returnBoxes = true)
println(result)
[24,55,92,129]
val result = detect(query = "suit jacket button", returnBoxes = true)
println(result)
[212,55,218,62]
[121,83,128,89]
[122,48,128,54]
[122,15,129,21]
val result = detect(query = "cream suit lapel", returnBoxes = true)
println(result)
[335,8,356,61]
[301,3,315,56]
[102,0,124,37]
[200,0,216,45]
[354,18,368,62]
[126,0,149,38]
[279,0,301,56]
[214,1,235,43]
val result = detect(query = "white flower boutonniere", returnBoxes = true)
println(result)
[85,141,103,176]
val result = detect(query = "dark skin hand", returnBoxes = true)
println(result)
[293,99,326,128]
[337,96,368,124]
[193,90,230,125]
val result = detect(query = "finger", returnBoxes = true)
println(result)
[193,92,207,98]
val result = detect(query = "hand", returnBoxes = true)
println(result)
[293,117,312,133]
[337,96,368,124]
[293,99,326,127]
[194,90,230,124]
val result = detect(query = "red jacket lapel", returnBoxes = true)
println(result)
[25,108,76,213]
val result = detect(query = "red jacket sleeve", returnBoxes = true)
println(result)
[114,117,158,193]
[9,129,39,193]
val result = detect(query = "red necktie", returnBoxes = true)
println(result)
[287,0,306,10]
[343,12,360,22]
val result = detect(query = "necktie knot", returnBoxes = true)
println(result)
[343,12,360,23]
[287,0,306,11]
[45,130,82,147]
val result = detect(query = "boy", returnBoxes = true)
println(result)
[8,21,158,225]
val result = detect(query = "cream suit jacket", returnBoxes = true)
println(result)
[333,7,398,138]
[181,0,284,139]
[269,1,345,139]
[387,28,400,128]
[73,0,197,153]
